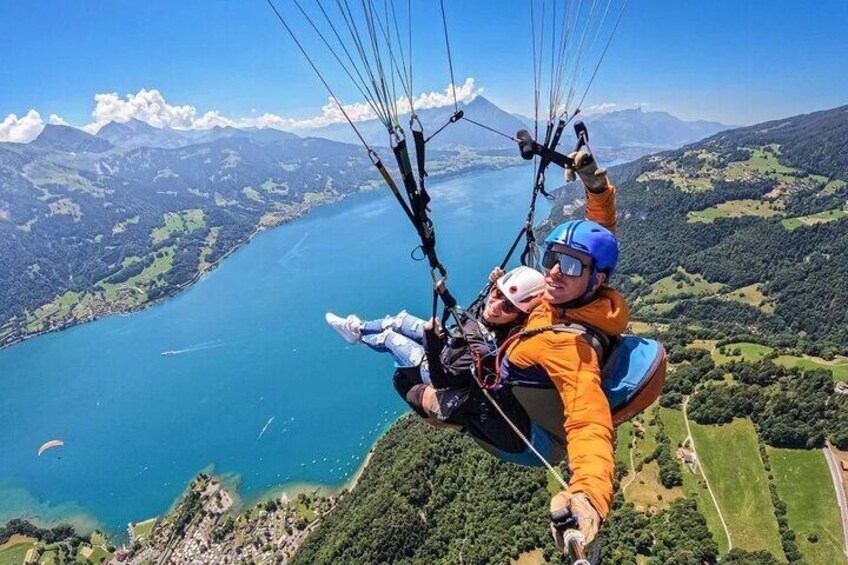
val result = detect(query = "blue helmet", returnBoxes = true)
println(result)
[544,220,619,277]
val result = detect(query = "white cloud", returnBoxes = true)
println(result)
[586,102,618,113]
[48,114,68,126]
[407,77,482,111]
[2,78,483,142]
[282,77,482,130]
[192,110,237,130]
[84,88,199,133]
[0,110,45,143]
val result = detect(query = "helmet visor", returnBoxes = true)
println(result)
[542,249,587,277]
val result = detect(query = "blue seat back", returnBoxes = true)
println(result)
[601,336,664,412]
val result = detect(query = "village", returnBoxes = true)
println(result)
[111,474,336,565]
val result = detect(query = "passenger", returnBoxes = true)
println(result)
[325,266,545,451]
[500,149,627,551]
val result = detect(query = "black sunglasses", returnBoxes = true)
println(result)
[542,249,592,277]
[490,286,518,314]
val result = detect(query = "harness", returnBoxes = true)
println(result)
[490,321,611,390]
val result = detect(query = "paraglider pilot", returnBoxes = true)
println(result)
[500,148,626,552]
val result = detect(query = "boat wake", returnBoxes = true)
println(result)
[278,232,309,266]
[257,417,275,440]
[161,340,226,357]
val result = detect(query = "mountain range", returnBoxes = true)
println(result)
[0,118,517,347]
[0,97,731,347]
[298,96,731,161]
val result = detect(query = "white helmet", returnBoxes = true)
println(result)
[496,266,546,313]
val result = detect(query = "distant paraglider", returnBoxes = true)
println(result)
[38,439,64,457]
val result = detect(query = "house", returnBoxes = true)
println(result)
[24,547,41,564]
[677,448,697,465]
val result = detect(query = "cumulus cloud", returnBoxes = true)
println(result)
[48,114,68,126]
[1,78,483,142]
[81,79,481,133]
[83,88,198,133]
[586,102,618,113]
[407,77,481,111]
[286,77,482,130]
[0,110,45,143]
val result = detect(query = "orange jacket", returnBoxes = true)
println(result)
[503,183,628,518]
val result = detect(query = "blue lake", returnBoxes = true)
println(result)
[0,164,551,536]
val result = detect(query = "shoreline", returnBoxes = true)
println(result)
[0,414,393,544]
[227,427,381,518]
[0,159,522,354]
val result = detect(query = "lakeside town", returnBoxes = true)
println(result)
[1,474,338,565]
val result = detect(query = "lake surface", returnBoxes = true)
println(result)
[0,164,551,535]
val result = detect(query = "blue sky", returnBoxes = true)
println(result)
[1,0,846,138]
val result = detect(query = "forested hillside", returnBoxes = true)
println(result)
[0,125,517,347]
[291,105,848,564]
[551,104,848,354]
[292,417,726,565]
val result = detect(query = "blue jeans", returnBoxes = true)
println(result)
[360,312,431,384]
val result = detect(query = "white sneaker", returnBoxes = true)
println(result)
[325,313,362,344]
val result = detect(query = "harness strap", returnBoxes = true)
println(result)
[490,322,611,390]
[411,118,427,187]
[546,322,610,364]
[371,157,416,226]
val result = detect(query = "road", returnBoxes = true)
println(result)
[823,441,848,558]
[683,396,733,552]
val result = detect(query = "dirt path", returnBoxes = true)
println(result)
[683,396,733,552]
[823,441,848,558]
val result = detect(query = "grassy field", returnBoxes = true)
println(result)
[639,301,677,316]
[88,532,106,547]
[660,408,731,555]
[824,179,847,194]
[242,186,264,203]
[775,355,848,382]
[131,518,157,542]
[0,537,35,565]
[718,284,774,313]
[689,339,718,352]
[626,460,685,511]
[690,418,783,556]
[199,227,220,270]
[511,549,545,565]
[711,342,774,365]
[768,447,846,564]
[619,412,687,511]
[725,146,797,183]
[296,501,317,522]
[687,199,781,223]
[615,421,633,468]
[782,208,847,230]
[545,470,562,497]
[151,209,205,243]
[635,158,714,192]
[40,548,57,564]
[647,269,724,301]
[628,321,657,335]
[111,215,140,234]
[76,544,112,563]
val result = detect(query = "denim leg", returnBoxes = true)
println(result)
[360,311,426,342]
[360,330,431,384]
